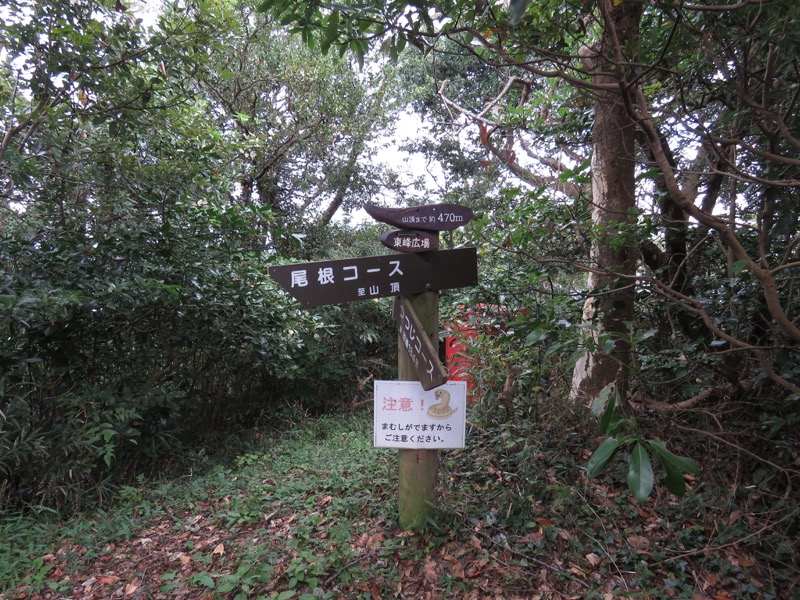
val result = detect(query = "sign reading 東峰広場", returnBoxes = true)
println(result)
[379,229,440,253]
[268,248,477,308]
[374,380,467,449]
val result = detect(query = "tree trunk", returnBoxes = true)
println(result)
[569,0,642,405]
[319,75,388,226]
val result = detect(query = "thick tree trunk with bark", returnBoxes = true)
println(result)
[569,0,642,405]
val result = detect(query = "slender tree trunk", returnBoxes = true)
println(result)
[569,0,642,405]
[319,75,388,226]
[318,139,361,226]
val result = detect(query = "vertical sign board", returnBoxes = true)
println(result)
[393,295,448,390]
[374,380,467,449]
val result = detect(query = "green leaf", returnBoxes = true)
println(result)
[590,382,615,418]
[662,460,687,496]
[598,393,618,436]
[605,418,627,438]
[645,440,700,475]
[320,11,339,54]
[589,384,625,437]
[627,443,654,501]
[256,0,274,13]
[565,347,586,370]
[730,259,749,274]
[587,437,622,477]
[190,572,215,588]
[524,328,546,345]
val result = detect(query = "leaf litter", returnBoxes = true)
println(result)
[3,413,797,599]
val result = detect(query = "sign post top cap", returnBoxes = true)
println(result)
[365,203,473,232]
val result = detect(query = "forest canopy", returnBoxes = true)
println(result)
[1,0,798,518]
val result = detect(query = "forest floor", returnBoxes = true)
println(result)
[2,410,798,599]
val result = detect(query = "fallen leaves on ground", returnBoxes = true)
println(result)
[4,420,794,600]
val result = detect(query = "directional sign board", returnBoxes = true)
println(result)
[393,296,448,390]
[268,247,477,308]
[380,229,440,253]
[365,203,474,232]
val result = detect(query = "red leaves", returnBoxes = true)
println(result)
[421,559,438,582]
[477,123,517,166]
[479,122,488,146]
[122,581,140,596]
[626,534,651,555]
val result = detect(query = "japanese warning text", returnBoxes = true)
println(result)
[374,380,467,449]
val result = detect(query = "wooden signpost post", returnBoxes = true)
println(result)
[396,289,441,530]
[268,202,476,530]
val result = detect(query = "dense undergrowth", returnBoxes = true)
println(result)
[2,405,797,599]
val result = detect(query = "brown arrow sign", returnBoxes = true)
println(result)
[268,247,477,308]
[379,229,440,253]
[393,296,449,390]
[365,203,474,232]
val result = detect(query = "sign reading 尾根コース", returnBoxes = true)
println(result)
[374,380,467,449]
[268,248,477,308]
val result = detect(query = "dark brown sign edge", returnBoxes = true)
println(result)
[365,203,474,232]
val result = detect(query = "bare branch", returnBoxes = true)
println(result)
[630,83,800,345]
[437,81,585,197]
